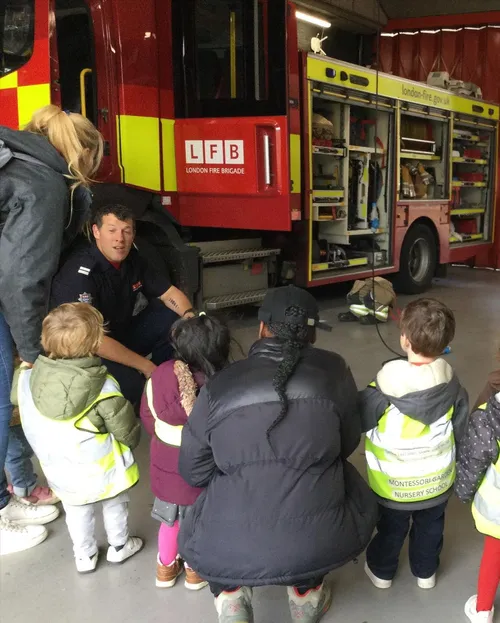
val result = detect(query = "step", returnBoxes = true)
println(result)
[201,248,281,264]
[204,289,268,311]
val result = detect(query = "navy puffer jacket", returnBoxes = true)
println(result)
[178,338,377,587]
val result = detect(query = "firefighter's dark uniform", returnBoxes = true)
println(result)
[51,243,177,404]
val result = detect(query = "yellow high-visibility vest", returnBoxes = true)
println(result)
[19,370,139,506]
[365,383,456,503]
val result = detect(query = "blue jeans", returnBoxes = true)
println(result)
[102,300,177,405]
[6,425,37,497]
[0,312,14,510]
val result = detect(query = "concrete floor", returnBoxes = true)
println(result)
[2,266,499,623]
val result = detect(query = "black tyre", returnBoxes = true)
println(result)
[392,224,437,294]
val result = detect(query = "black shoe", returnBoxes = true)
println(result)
[338,311,359,323]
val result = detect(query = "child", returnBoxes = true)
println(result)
[360,298,468,590]
[456,367,500,622]
[17,303,143,573]
[140,313,230,590]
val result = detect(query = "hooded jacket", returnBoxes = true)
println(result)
[178,339,377,587]
[455,394,500,539]
[0,126,92,362]
[140,359,205,506]
[456,393,500,503]
[360,358,469,510]
[18,356,141,505]
[22,355,141,448]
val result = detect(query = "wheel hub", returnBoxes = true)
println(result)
[408,237,431,283]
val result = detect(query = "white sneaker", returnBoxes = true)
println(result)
[364,562,392,589]
[417,574,436,589]
[0,496,59,525]
[465,595,494,623]
[107,536,143,564]
[0,517,48,555]
[76,552,99,574]
[287,583,332,622]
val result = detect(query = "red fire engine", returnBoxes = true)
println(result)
[1,0,498,309]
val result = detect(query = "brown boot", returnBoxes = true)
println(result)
[156,555,183,588]
[184,565,208,591]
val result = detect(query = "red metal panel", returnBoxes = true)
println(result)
[1,90,19,129]
[118,85,159,117]
[18,0,49,86]
[157,0,175,119]
[178,195,291,231]
[112,0,159,117]
[175,116,292,231]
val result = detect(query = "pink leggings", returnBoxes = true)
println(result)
[158,521,180,566]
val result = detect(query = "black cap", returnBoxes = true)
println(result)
[258,286,331,331]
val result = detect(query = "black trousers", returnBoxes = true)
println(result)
[209,576,325,598]
[366,501,448,581]
[103,300,177,405]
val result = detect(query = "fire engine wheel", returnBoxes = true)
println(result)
[393,224,437,294]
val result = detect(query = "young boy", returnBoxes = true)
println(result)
[17,303,143,573]
[361,298,468,589]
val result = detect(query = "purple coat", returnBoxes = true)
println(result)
[140,360,204,506]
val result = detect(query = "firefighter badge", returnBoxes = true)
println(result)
[78,292,93,305]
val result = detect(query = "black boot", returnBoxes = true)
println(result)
[338,311,359,322]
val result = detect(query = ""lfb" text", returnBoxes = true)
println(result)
[185,140,245,165]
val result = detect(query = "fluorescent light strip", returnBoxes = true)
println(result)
[296,10,331,29]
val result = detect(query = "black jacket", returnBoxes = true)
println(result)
[0,127,92,362]
[455,393,500,503]
[178,339,377,587]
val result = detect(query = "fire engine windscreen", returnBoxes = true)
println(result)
[0,0,34,77]
[173,0,286,118]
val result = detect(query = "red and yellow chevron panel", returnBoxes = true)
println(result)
[0,0,51,129]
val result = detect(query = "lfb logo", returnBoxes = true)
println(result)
[185,140,244,165]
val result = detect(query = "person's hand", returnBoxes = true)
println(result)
[20,360,34,369]
[139,359,157,379]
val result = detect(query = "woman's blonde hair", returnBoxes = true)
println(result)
[41,303,105,359]
[25,105,103,188]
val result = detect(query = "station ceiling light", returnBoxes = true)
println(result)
[296,10,332,29]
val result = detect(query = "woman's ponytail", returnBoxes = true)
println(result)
[25,105,103,188]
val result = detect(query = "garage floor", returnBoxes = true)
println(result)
[2,266,499,623]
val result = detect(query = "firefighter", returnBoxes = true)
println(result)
[51,204,195,406]
[0,105,103,555]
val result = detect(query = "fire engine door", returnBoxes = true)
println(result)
[172,0,292,231]
[52,0,120,181]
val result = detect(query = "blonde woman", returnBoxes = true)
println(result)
[0,105,103,555]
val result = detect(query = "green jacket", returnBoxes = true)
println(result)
[15,356,140,450]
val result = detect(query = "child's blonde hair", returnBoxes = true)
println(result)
[25,105,103,188]
[42,303,105,359]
